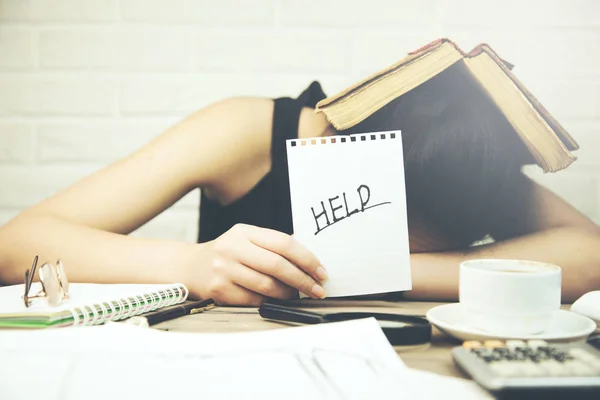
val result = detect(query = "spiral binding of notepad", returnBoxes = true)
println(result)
[286,131,399,148]
[68,283,189,326]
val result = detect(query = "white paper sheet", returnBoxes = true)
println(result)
[286,131,411,297]
[0,318,419,400]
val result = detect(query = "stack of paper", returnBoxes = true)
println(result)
[0,318,490,399]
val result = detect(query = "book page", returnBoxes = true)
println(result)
[286,132,411,297]
[0,318,423,400]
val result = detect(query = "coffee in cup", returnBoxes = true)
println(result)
[459,259,562,336]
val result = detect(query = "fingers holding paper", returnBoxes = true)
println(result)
[195,224,327,305]
[244,226,327,283]
[237,237,326,299]
[230,263,297,300]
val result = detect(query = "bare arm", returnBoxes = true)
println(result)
[0,98,262,284]
[406,176,600,303]
[0,98,327,304]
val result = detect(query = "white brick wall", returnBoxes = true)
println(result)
[0,0,117,22]
[0,0,599,243]
[0,76,118,115]
[0,28,35,69]
[120,0,274,26]
[0,122,35,163]
[36,119,176,162]
[39,27,192,72]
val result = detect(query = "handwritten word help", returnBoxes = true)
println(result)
[310,184,391,235]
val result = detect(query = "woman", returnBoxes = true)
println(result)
[0,65,599,305]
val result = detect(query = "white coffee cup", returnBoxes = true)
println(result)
[459,259,562,336]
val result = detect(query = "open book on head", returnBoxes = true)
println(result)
[0,282,188,328]
[287,38,580,299]
[316,38,579,173]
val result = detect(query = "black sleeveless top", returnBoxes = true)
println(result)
[198,82,327,243]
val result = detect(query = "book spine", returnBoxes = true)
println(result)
[67,284,189,326]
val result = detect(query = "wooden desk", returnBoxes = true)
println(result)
[156,300,465,379]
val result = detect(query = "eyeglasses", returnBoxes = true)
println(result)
[23,256,70,308]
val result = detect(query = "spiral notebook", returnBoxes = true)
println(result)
[0,282,188,328]
[286,131,411,298]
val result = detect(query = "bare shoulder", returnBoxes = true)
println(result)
[191,97,276,204]
[201,99,332,204]
[10,96,276,235]
[10,96,328,234]
[298,107,331,139]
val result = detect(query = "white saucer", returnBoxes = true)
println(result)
[426,303,597,342]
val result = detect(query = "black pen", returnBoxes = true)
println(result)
[124,299,215,327]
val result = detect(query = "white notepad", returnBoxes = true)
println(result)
[286,131,411,297]
[0,282,188,328]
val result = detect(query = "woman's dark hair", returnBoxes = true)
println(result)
[340,63,532,248]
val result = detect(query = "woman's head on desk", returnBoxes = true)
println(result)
[338,64,532,253]
[0,56,598,307]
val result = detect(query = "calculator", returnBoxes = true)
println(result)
[452,336,600,399]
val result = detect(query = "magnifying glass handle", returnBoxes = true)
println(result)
[259,303,325,325]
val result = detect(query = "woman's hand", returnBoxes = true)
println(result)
[186,224,328,306]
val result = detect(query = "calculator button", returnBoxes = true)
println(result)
[535,346,551,355]
[563,360,599,376]
[569,348,598,362]
[506,340,526,349]
[489,360,545,377]
[519,347,534,355]
[482,354,503,363]
[519,361,547,377]
[484,340,504,349]
[529,354,543,363]
[527,340,548,348]
[492,347,510,356]
[489,361,523,377]
[552,352,571,363]
[462,341,482,349]
[473,348,493,357]
[538,360,571,376]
